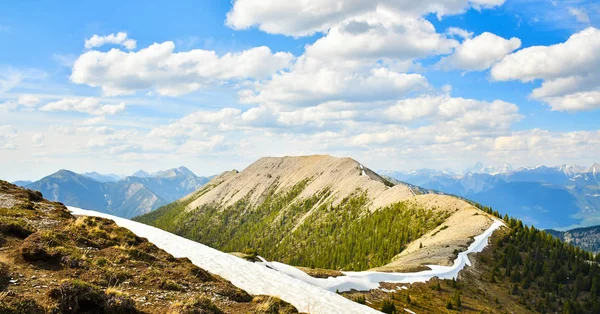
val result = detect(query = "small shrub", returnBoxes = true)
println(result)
[253,296,298,314]
[169,296,224,314]
[353,295,366,304]
[159,279,185,291]
[189,265,215,282]
[0,262,9,291]
[242,247,258,258]
[214,283,252,302]
[0,217,36,238]
[48,280,138,314]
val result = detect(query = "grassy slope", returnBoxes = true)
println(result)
[0,180,298,314]
[136,181,449,271]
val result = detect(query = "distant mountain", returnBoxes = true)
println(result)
[11,180,32,187]
[464,161,513,175]
[82,171,121,182]
[24,167,210,218]
[383,162,600,229]
[132,169,152,178]
[547,225,600,253]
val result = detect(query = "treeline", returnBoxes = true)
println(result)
[472,203,600,313]
[137,182,447,271]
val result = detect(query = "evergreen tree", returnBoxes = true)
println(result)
[380,299,397,314]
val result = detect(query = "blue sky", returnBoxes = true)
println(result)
[1,0,599,181]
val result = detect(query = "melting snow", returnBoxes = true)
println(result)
[257,220,505,292]
[69,207,503,313]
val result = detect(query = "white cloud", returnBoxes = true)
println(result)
[438,32,521,71]
[148,108,242,139]
[0,68,46,93]
[241,61,430,108]
[17,95,41,107]
[445,27,473,39]
[492,27,600,111]
[71,42,294,96]
[0,94,43,112]
[226,0,505,37]
[0,125,18,149]
[84,32,137,50]
[32,133,46,148]
[568,7,590,23]
[40,98,126,116]
[304,9,457,62]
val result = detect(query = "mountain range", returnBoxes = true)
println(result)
[381,162,600,229]
[135,155,600,313]
[547,225,600,254]
[19,166,210,218]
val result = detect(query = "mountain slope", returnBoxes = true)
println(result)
[0,180,298,313]
[137,155,495,272]
[547,225,600,253]
[82,171,121,182]
[25,167,209,218]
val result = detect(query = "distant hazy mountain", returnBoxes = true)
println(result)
[547,225,600,253]
[132,170,152,178]
[24,167,209,218]
[464,161,513,175]
[12,180,32,187]
[82,172,122,182]
[382,162,600,229]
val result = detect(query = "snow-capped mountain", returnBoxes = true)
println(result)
[383,162,600,229]
[463,161,513,175]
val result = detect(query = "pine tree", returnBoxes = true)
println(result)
[380,299,397,314]
[446,299,453,310]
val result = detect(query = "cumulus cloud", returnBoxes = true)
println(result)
[84,32,137,50]
[437,32,521,71]
[70,42,294,96]
[492,27,600,111]
[40,98,126,116]
[226,0,505,37]
[17,95,41,107]
[305,9,457,62]
[241,61,430,108]
[0,94,43,111]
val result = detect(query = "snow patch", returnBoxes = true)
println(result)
[68,207,380,314]
[258,220,505,292]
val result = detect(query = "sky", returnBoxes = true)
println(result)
[1,0,599,181]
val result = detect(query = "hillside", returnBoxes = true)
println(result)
[25,167,209,218]
[548,225,600,253]
[136,155,495,272]
[0,180,298,313]
[135,155,600,313]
